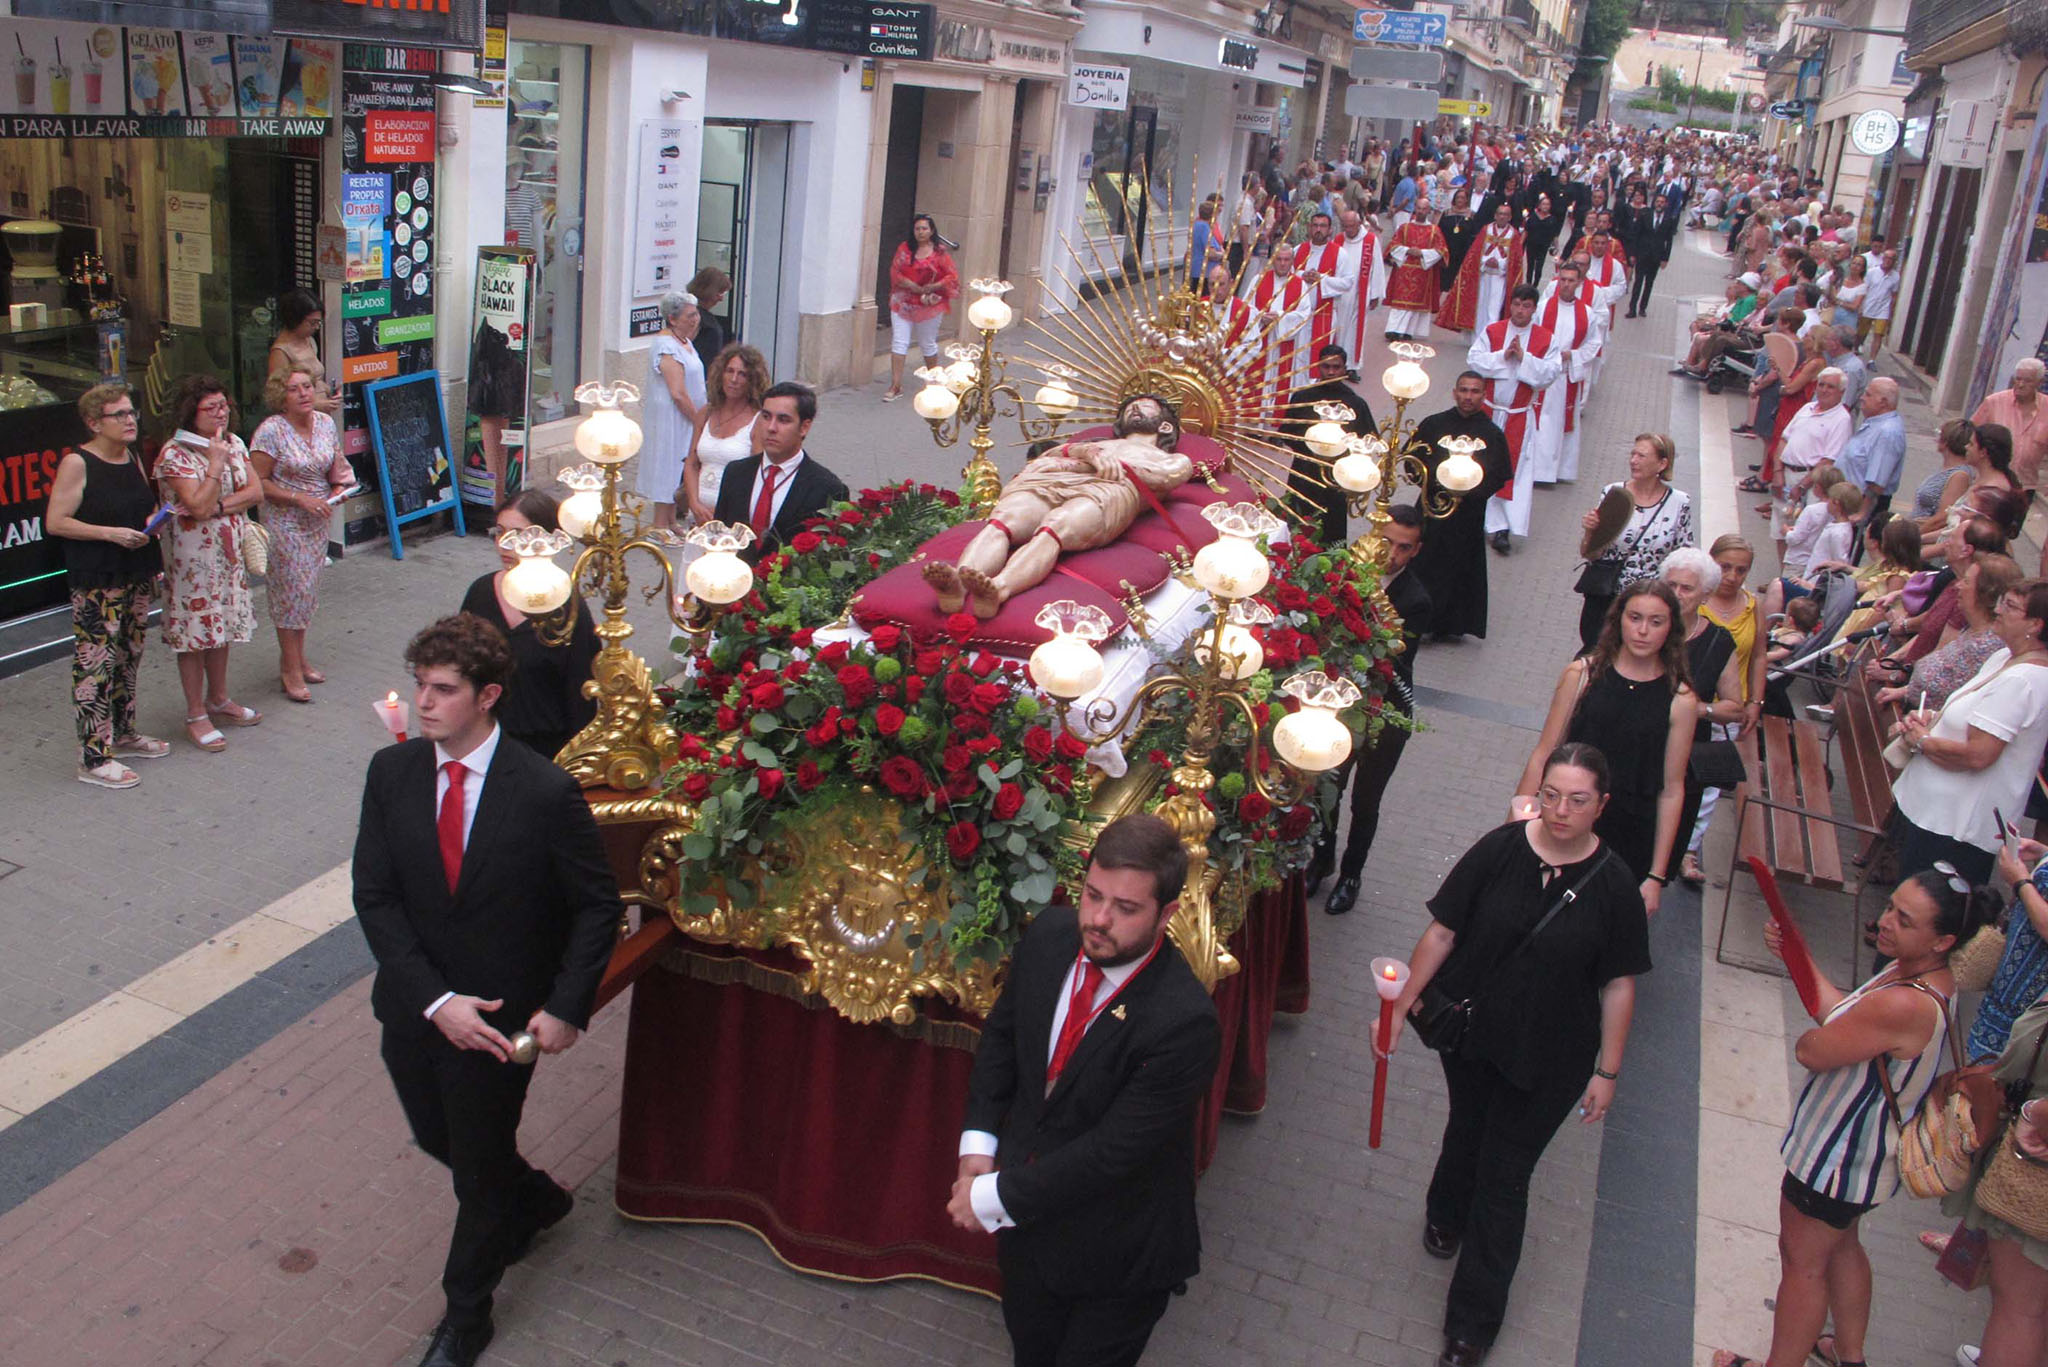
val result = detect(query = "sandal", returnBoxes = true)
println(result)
[184,716,227,752]
[113,734,171,759]
[302,667,326,685]
[1681,852,1706,886]
[281,676,313,704]
[77,760,140,790]
[880,389,902,403]
[206,698,262,727]
[1918,1229,1951,1255]
[1812,1333,1867,1367]
[1737,476,1770,493]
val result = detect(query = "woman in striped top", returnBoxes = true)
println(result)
[1713,867,1997,1367]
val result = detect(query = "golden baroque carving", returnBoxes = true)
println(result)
[558,636,678,791]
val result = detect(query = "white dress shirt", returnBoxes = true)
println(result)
[422,724,502,1020]
[743,451,807,528]
[958,948,1154,1231]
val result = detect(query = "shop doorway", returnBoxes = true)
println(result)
[1087,104,1158,270]
[697,120,792,378]
[1905,164,1978,375]
[505,41,589,423]
[873,84,925,349]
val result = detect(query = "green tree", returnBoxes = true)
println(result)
[1576,0,1635,80]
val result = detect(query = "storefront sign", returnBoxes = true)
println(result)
[995,31,1066,77]
[1218,37,1259,72]
[1848,109,1901,156]
[0,402,82,625]
[341,172,391,282]
[342,349,401,384]
[1352,9,1447,46]
[462,247,536,507]
[1068,63,1129,110]
[273,0,486,53]
[1232,107,1277,133]
[377,314,436,345]
[628,304,665,339]
[632,117,697,299]
[364,108,435,162]
[520,0,933,59]
[343,287,392,318]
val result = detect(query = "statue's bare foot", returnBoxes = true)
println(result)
[958,567,1003,620]
[922,561,965,613]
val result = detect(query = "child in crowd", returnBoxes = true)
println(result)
[1779,465,1847,581]
[1766,596,1823,664]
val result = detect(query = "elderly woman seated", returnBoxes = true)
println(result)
[1672,274,1764,378]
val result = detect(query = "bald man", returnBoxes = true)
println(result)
[1834,376,1904,555]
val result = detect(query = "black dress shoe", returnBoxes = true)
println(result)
[1423,1223,1461,1259]
[504,1178,575,1268]
[1303,855,1332,899]
[1488,530,1510,555]
[1437,1336,1489,1367]
[1324,874,1360,915]
[419,1317,494,1367]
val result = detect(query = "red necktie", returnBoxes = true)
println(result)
[751,464,781,538]
[1046,960,1105,1089]
[438,760,467,893]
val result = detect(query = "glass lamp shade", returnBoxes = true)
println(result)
[684,549,754,605]
[1034,380,1079,418]
[913,384,961,421]
[558,489,603,539]
[1028,632,1104,700]
[1438,442,1486,492]
[1192,536,1270,601]
[1381,359,1431,402]
[942,359,979,395]
[1198,622,1265,680]
[1332,451,1383,493]
[574,405,643,464]
[1273,706,1353,772]
[967,295,1014,332]
[1303,420,1348,459]
[503,555,573,614]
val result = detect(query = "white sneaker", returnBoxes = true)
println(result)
[1957,1347,1980,1366]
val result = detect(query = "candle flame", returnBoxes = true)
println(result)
[1381,965,1398,979]
[385,691,398,705]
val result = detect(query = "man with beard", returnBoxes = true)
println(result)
[1470,286,1563,554]
[1248,246,1319,410]
[1383,199,1450,342]
[1406,372,1512,641]
[1290,211,1360,365]
[1436,201,1523,333]
[1284,344,1379,545]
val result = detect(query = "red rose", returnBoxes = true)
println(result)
[992,782,1025,821]
[1280,805,1314,839]
[1047,763,1074,794]
[875,704,906,736]
[804,721,834,747]
[715,706,740,732]
[837,665,877,707]
[757,767,786,800]
[796,761,824,792]
[819,640,852,667]
[969,681,1006,713]
[937,489,962,507]
[879,755,925,798]
[965,735,1001,757]
[945,821,981,862]
[789,531,822,555]
[680,772,713,801]
[1055,731,1090,761]
[1277,583,1310,611]
[789,628,816,648]
[945,612,978,643]
[839,715,860,736]
[1311,595,1337,618]
[944,672,976,706]
[952,711,989,736]
[747,681,786,711]
[942,744,972,773]
[679,734,710,761]
[914,648,945,677]
[1023,726,1054,764]
[870,624,903,652]
[945,772,980,801]
[1238,792,1273,823]
[904,677,926,704]
[970,652,1000,678]
[1146,748,1171,768]
[837,508,864,526]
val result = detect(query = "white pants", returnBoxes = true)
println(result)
[891,312,941,357]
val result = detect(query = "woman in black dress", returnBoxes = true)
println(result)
[461,489,600,761]
[1521,192,1562,287]
[1384,742,1652,1367]
[1660,546,1748,885]
[1439,186,1479,282]
[1513,579,1695,913]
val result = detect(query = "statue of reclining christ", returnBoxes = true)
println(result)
[923,393,1197,619]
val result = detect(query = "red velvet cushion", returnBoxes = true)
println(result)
[1067,425,1229,477]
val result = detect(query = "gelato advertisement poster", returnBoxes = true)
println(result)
[232,35,282,117]
[125,28,185,117]
[182,33,234,117]
[281,39,335,119]
[0,20,124,116]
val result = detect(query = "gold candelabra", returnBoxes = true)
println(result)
[913,278,1079,514]
[1027,503,1360,987]
[1298,342,1487,575]
[496,380,756,791]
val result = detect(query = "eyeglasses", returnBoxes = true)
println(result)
[1930,861,1971,895]
[98,408,137,421]
[1537,787,1597,813]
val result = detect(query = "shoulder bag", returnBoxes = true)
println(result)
[1972,1017,2048,1239]
[1873,980,1992,1200]
[1411,848,1616,1054]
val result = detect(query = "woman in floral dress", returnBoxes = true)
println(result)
[154,374,263,751]
[251,366,352,701]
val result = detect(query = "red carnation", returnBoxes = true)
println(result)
[992,782,1024,821]
[945,612,978,642]
[1023,727,1054,763]
[757,767,787,800]
[789,531,822,555]
[969,681,1006,713]
[747,681,786,711]
[870,624,903,652]
[1276,583,1310,611]
[942,744,972,773]
[945,821,982,862]
[837,665,877,708]
[1238,792,1273,823]
[796,761,824,792]
[1055,731,1090,761]
[680,772,712,802]
[879,755,925,799]
[875,704,906,736]
[944,672,976,706]
[715,706,740,732]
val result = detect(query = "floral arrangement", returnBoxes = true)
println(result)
[658,481,1410,966]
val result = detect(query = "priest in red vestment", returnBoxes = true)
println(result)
[1290,212,1359,363]
[1247,249,1317,416]
[1382,201,1450,342]
[1434,202,1524,334]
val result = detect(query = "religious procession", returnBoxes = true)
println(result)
[6,2,2048,1365]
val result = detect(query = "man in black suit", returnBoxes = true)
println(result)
[1285,343,1379,545]
[1623,192,1677,319]
[710,380,850,563]
[354,615,623,1367]
[1316,504,1431,913]
[951,813,1221,1367]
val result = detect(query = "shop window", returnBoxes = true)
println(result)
[506,41,589,423]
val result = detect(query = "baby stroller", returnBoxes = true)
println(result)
[1761,568,1861,719]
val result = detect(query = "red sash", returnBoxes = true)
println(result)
[1478,321,1551,482]
[1294,238,1346,356]
[1250,272,1311,411]
[1538,290,1591,433]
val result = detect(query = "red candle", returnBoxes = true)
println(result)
[1369,957,1409,1150]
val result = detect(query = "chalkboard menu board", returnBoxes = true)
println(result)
[364,370,465,559]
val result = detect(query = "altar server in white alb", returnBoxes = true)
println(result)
[1246,249,1319,414]
[1323,209,1387,366]
[1577,232,1628,389]
[1531,260,1605,483]
[1291,212,1360,366]
[1470,286,1563,547]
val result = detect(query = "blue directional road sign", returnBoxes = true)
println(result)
[1352,9,1449,46]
